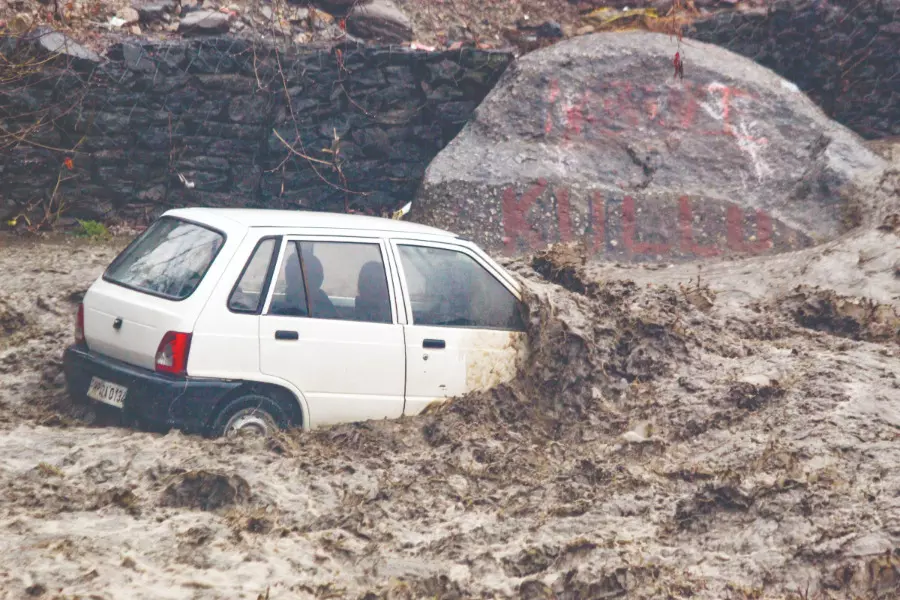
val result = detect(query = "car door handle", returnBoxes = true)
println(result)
[423,339,445,349]
[275,330,299,341]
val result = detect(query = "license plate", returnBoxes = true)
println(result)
[86,377,127,408]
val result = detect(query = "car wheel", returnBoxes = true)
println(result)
[210,394,286,439]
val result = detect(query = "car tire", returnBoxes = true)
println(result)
[209,394,288,439]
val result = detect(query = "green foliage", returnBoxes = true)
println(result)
[75,219,110,240]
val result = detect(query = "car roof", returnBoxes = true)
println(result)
[164,207,458,238]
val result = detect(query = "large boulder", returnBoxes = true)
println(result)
[411,31,887,263]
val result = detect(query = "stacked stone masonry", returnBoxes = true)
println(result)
[686,0,899,140]
[0,34,511,223]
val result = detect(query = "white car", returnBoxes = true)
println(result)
[63,208,528,437]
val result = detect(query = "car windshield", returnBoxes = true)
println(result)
[104,217,225,300]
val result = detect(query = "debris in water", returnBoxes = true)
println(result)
[160,470,251,511]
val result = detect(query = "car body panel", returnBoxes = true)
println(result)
[63,345,241,434]
[388,238,526,416]
[257,235,406,428]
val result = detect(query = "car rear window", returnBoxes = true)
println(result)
[104,216,225,300]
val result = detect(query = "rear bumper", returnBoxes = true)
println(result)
[62,344,241,435]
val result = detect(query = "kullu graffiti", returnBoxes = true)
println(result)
[487,78,794,259]
[542,78,773,181]
[500,180,809,260]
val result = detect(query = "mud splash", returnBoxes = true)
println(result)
[781,286,900,344]
[0,296,27,339]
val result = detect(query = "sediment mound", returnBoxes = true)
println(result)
[413,30,887,263]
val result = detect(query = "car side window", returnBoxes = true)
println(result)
[397,244,526,331]
[267,240,393,324]
[228,237,278,313]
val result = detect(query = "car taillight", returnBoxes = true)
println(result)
[155,331,192,376]
[75,304,85,345]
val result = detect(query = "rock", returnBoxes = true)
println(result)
[8,13,33,34]
[506,20,565,53]
[535,21,564,39]
[178,9,230,34]
[412,32,886,264]
[310,6,333,30]
[130,24,142,35]
[346,0,412,44]
[514,19,564,40]
[116,7,140,24]
[135,0,176,23]
[37,31,102,64]
[288,7,309,23]
[311,0,364,14]
[574,0,676,11]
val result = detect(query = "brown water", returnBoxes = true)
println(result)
[0,157,897,600]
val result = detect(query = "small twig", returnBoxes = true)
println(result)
[271,129,333,167]
[267,49,368,200]
[0,125,86,154]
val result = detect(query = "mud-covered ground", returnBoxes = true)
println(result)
[0,162,898,599]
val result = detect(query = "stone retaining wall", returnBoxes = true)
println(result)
[0,34,511,225]
[686,0,899,140]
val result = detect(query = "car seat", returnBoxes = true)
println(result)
[355,261,392,323]
[302,253,339,320]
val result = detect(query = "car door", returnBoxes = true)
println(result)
[390,239,528,416]
[258,235,406,427]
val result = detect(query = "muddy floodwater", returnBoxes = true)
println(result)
[0,170,898,600]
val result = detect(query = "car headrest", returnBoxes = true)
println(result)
[304,253,325,289]
[358,261,387,296]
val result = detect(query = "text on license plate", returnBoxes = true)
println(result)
[87,377,128,408]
